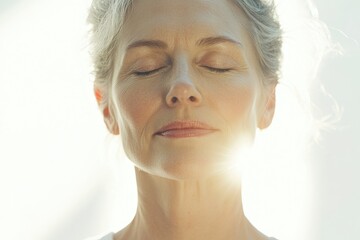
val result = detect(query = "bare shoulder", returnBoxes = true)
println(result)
[245,218,278,240]
[113,226,132,240]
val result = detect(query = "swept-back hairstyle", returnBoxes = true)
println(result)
[87,0,282,125]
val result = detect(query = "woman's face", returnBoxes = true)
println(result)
[109,0,275,180]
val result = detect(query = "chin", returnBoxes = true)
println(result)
[130,133,255,181]
[150,150,235,181]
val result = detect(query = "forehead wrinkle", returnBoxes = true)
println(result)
[126,39,168,51]
[196,36,243,49]
[122,0,249,50]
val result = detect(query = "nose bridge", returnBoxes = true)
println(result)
[173,53,192,83]
[166,53,202,107]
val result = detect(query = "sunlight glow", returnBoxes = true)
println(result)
[0,0,324,239]
[240,1,325,239]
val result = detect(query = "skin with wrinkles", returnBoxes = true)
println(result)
[100,0,276,239]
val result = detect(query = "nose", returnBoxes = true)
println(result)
[165,75,202,107]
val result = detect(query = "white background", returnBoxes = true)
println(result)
[0,0,359,239]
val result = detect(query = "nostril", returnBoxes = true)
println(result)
[171,96,177,103]
[166,83,202,106]
[189,96,196,102]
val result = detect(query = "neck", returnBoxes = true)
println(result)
[117,167,261,240]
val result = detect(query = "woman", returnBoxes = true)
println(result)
[87,0,282,239]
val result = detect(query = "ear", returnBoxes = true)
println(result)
[94,87,120,135]
[258,85,276,130]
[103,107,120,135]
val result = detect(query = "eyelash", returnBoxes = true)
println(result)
[133,67,165,76]
[203,66,232,73]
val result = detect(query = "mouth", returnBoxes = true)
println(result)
[155,120,218,138]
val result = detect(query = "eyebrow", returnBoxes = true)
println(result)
[196,36,243,48]
[126,36,242,51]
[126,40,168,50]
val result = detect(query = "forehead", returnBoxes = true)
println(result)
[121,0,252,47]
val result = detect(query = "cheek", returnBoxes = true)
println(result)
[231,90,257,134]
[116,82,159,131]
[211,81,258,141]
[114,81,162,163]
[216,83,257,122]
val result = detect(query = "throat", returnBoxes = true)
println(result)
[132,167,247,240]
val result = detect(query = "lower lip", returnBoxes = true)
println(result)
[156,129,217,138]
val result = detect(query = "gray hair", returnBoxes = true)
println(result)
[87,0,282,116]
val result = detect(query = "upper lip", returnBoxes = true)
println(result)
[155,120,216,135]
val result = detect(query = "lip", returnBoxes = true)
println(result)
[155,120,218,138]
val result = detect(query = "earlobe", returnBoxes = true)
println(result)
[102,105,120,135]
[258,86,276,130]
[94,87,120,135]
[104,112,120,135]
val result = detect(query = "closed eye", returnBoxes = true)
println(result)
[133,66,166,77]
[203,66,232,73]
